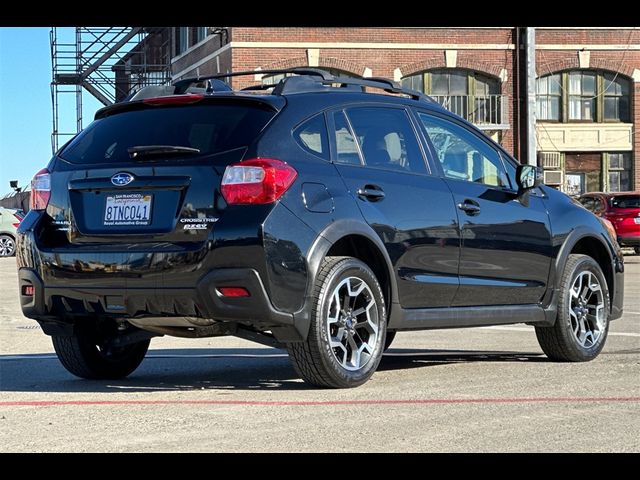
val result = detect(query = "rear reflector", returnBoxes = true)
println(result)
[221,158,297,205]
[30,168,51,211]
[217,287,250,298]
[22,285,34,296]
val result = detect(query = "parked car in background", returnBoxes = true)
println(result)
[0,207,23,257]
[579,192,640,255]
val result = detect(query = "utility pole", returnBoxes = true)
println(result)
[526,27,537,166]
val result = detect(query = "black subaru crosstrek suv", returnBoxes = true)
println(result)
[16,69,624,388]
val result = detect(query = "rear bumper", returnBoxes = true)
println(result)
[20,265,289,319]
[19,265,295,330]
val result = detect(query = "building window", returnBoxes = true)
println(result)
[536,74,561,121]
[175,27,189,55]
[607,152,632,192]
[402,69,501,125]
[262,67,357,86]
[603,73,630,122]
[537,70,630,123]
[196,27,207,44]
[568,71,596,121]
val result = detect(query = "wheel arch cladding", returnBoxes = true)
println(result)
[562,235,613,311]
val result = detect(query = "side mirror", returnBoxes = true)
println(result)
[516,165,543,191]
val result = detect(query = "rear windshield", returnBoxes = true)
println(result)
[610,195,640,209]
[59,103,276,164]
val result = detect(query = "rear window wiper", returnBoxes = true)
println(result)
[128,145,201,159]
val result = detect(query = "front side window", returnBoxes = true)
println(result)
[418,112,511,188]
[345,107,427,174]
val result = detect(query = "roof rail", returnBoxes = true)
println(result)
[173,68,335,94]
[169,68,435,103]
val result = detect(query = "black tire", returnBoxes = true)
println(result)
[535,254,610,362]
[384,331,396,352]
[0,234,16,257]
[287,256,387,388]
[52,322,150,379]
[634,246,640,255]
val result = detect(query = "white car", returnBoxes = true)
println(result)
[0,207,23,257]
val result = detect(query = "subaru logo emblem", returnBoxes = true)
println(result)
[111,173,134,186]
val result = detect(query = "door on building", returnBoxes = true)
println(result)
[416,110,553,307]
[565,152,602,194]
[329,106,461,308]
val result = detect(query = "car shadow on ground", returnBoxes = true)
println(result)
[0,347,547,393]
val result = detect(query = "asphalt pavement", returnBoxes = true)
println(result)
[1,254,638,452]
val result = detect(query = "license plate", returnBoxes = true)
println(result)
[635,217,640,224]
[104,194,152,226]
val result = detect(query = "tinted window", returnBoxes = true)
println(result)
[294,114,329,160]
[60,103,276,164]
[579,196,595,211]
[418,112,510,188]
[345,107,427,174]
[333,111,361,166]
[610,195,640,208]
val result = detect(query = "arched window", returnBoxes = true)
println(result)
[402,69,501,125]
[536,70,630,122]
[261,67,358,86]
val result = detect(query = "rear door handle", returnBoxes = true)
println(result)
[357,185,385,201]
[457,199,481,215]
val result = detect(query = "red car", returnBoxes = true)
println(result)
[579,192,640,254]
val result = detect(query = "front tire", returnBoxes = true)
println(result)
[634,246,640,256]
[535,254,610,362]
[52,322,149,379]
[287,256,387,388]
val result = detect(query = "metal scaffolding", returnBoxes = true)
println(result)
[50,27,172,154]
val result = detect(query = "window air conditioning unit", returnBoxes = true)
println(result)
[543,170,563,186]
[539,151,561,169]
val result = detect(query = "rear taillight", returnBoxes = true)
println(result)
[30,168,51,211]
[221,158,297,205]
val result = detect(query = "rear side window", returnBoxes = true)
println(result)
[333,111,362,166]
[345,107,427,174]
[59,103,276,164]
[293,114,329,160]
[610,195,640,208]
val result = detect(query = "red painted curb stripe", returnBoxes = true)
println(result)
[1,397,639,407]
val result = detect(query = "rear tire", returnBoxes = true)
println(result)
[634,246,640,255]
[287,256,387,388]
[535,254,609,362]
[52,322,149,379]
[0,234,16,257]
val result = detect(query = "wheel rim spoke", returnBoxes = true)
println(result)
[569,270,606,348]
[326,276,380,371]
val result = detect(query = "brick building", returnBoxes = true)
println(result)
[169,27,639,193]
